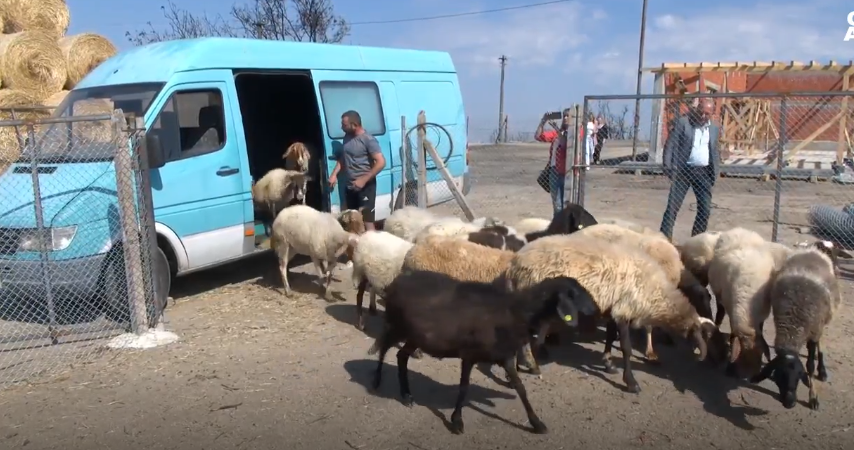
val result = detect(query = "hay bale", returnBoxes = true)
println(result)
[0,31,67,100]
[60,34,118,89]
[0,89,46,172]
[43,90,68,107]
[0,0,70,39]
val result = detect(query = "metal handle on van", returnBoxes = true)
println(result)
[216,167,240,176]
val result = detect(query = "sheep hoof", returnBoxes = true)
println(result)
[603,363,619,375]
[356,321,365,332]
[450,416,464,434]
[645,352,660,364]
[626,382,641,394]
[808,397,820,411]
[411,349,424,359]
[282,289,292,297]
[817,371,829,382]
[401,395,414,408]
[530,419,549,434]
[368,307,378,316]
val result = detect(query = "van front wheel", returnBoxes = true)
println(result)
[100,245,171,329]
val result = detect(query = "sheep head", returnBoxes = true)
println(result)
[729,332,769,379]
[338,208,367,234]
[686,317,716,362]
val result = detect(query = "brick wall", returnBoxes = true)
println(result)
[661,71,848,145]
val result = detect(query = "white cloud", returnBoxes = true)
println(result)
[571,2,849,90]
[391,1,607,75]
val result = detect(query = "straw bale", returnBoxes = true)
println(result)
[60,33,118,89]
[0,0,70,39]
[0,31,67,100]
[43,89,68,107]
[0,89,46,172]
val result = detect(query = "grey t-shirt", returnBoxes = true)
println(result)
[338,133,381,189]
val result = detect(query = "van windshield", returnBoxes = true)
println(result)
[17,82,164,163]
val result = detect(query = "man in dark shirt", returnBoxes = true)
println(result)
[328,110,386,230]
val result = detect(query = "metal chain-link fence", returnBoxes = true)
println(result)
[0,109,161,390]
[392,111,581,228]
[576,91,854,266]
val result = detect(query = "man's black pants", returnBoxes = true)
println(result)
[345,179,377,223]
[659,165,714,239]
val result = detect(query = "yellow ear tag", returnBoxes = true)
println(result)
[563,314,573,322]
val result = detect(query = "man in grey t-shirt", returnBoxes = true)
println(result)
[328,110,386,230]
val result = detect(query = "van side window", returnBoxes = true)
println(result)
[319,81,386,139]
[150,89,226,161]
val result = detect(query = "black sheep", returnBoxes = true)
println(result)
[367,269,597,435]
[525,202,598,243]
[468,225,527,252]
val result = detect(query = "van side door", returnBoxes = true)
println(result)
[311,72,392,218]
[146,80,246,270]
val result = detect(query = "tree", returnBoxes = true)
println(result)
[126,0,350,45]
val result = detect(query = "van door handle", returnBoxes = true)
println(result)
[216,167,239,176]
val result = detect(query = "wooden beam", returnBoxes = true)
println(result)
[838,72,850,164]
[643,60,854,74]
[766,110,844,166]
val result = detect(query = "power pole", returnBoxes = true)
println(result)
[497,55,507,143]
[630,0,649,160]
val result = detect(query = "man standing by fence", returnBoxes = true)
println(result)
[535,108,572,214]
[659,98,721,240]
[328,110,386,231]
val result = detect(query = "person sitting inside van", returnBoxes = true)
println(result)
[328,110,386,230]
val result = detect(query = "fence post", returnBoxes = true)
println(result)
[27,123,59,345]
[399,115,407,209]
[112,109,149,334]
[416,111,428,208]
[132,117,163,326]
[570,104,581,204]
[771,98,788,243]
[579,99,590,207]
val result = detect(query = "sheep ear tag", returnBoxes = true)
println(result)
[563,314,573,322]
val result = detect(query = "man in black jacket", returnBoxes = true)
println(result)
[659,99,721,240]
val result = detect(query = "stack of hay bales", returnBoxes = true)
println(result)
[0,0,118,170]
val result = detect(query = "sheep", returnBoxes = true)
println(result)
[598,217,668,240]
[349,230,414,330]
[460,225,527,252]
[572,223,713,362]
[504,234,717,391]
[707,243,780,378]
[252,168,312,219]
[367,269,597,434]
[383,206,438,242]
[675,231,721,287]
[403,234,515,285]
[413,217,483,244]
[525,202,598,242]
[337,208,367,266]
[269,204,357,297]
[513,217,551,236]
[750,241,842,411]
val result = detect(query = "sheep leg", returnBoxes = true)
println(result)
[714,300,726,327]
[323,260,339,297]
[371,327,400,391]
[806,373,819,411]
[311,257,327,280]
[368,290,378,315]
[757,322,771,363]
[449,359,475,434]
[532,323,551,361]
[396,341,418,407]
[644,326,660,363]
[602,319,620,375]
[501,358,548,434]
[807,340,829,382]
[355,277,369,331]
[617,321,641,393]
[278,246,294,296]
[515,344,541,376]
[816,341,828,382]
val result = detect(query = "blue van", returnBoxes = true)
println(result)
[0,37,470,321]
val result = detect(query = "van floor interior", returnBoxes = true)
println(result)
[234,71,326,226]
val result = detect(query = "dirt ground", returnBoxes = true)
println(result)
[3,144,854,449]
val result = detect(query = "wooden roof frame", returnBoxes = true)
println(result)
[643,60,854,75]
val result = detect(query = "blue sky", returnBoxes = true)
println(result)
[68,0,851,142]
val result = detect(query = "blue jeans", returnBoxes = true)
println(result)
[549,171,566,214]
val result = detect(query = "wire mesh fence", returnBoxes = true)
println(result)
[398,111,581,226]
[0,109,161,390]
[576,92,854,263]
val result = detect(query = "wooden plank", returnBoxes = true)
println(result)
[838,69,852,164]
[416,111,427,207]
[766,110,843,166]
[423,139,475,221]
[643,60,854,73]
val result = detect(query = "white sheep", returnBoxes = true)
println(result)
[676,231,721,287]
[349,230,414,330]
[512,218,551,236]
[383,206,438,242]
[270,204,357,297]
[403,234,515,284]
[751,241,842,411]
[413,217,482,244]
[573,224,713,362]
[252,168,311,218]
[598,217,668,240]
[505,234,717,391]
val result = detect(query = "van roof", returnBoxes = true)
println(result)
[77,37,457,88]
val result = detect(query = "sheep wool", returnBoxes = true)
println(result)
[383,206,438,242]
[677,231,721,286]
[708,245,776,340]
[513,218,551,236]
[598,217,668,240]
[403,235,514,284]
[351,231,414,293]
[252,168,310,213]
[413,217,482,244]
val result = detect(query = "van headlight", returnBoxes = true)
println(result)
[18,226,77,252]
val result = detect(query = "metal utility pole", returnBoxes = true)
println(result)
[630,0,649,160]
[497,55,507,143]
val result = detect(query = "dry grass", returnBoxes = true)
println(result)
[0,0,70,39]
[0,88,47,172]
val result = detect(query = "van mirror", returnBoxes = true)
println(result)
[144,133,166,169]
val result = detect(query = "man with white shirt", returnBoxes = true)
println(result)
[659,99,721,240]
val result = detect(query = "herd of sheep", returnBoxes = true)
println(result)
[263,198,847,435]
